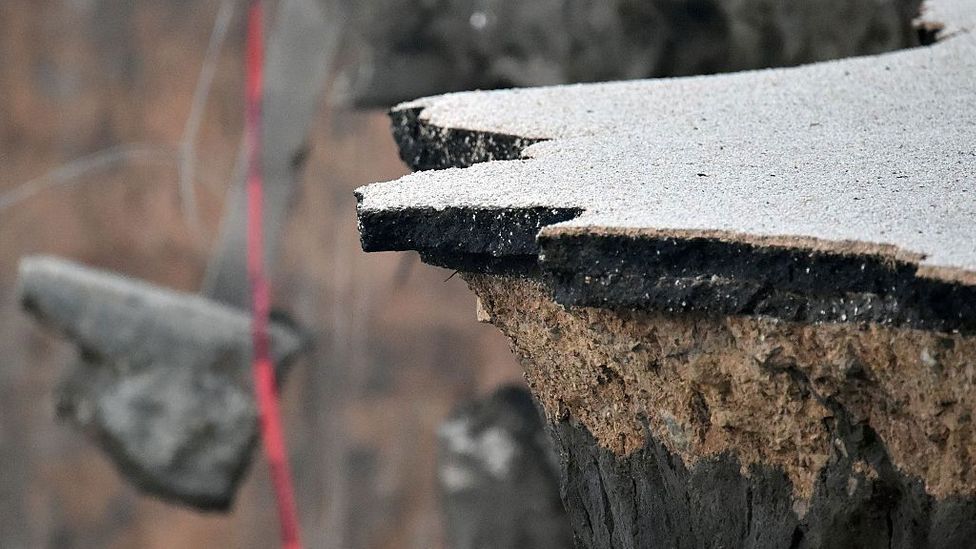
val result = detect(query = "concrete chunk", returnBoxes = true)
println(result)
[356,0,976,332]
[18,256,302,510]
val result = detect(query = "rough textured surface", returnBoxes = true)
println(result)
[338,0,923,107]
[388,106,546,172]
[469,275,976,501]
[552,417,976,549]
[356,0,976,331]
[437,385,571,549]
[17,256,303,510]
[353,0,976,544]
[470,274,976,548]
[539,230,976,334]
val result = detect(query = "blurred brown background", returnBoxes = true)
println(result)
[0,1,522,547]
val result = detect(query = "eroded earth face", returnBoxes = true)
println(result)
[468,274,976,502]
[467,273,976,547]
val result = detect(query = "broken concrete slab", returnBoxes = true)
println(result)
[357,0,976,333]
[356,1,976,546]
[18,256,302,510]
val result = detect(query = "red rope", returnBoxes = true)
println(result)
[245,2,303,548]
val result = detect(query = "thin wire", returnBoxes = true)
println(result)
[1,0,237,221]
[0,144,177,212]
[178,0,237,235]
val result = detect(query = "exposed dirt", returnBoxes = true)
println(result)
[467,274,976,501]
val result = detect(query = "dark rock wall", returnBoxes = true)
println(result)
[340,0,924,107]
[552,416,976,549]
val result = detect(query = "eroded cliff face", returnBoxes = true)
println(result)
[466,274,976,503]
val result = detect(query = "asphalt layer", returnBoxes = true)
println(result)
[356,0,976,332]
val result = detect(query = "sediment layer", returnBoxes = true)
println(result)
[466,274,976,502]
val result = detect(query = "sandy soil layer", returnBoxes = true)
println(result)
[467,274,976,502]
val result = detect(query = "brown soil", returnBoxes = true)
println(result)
[467,273,976,501]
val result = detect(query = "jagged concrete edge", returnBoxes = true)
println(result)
[390,105,546,171]
[370,89,976,333]
[355,197,582,273]
[359,103,573,274]
[539,229,976,334]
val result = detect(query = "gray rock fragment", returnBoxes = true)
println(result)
[17,256,303,510]
[437,385,571,549]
